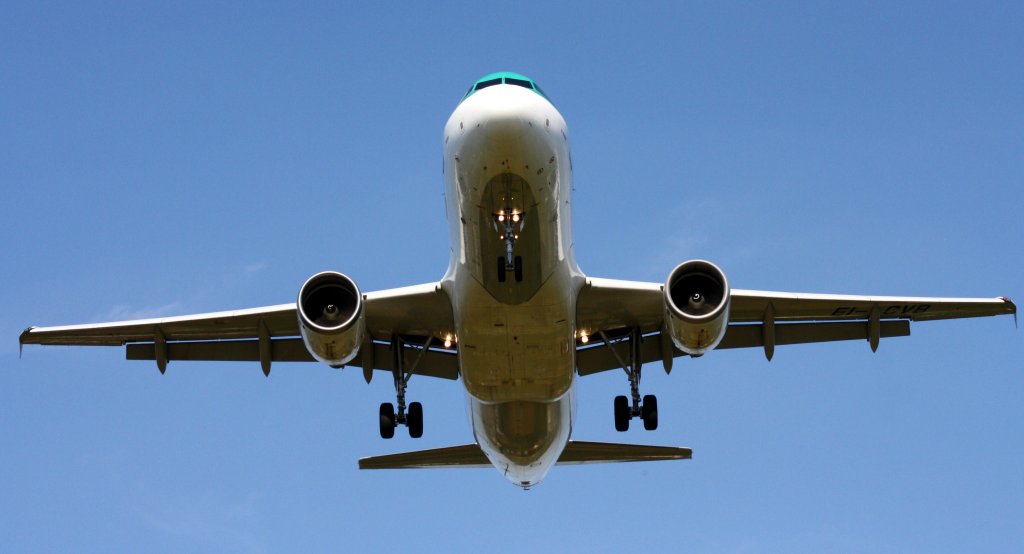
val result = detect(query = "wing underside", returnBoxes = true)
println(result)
[575,277,1015,375]
[20,282,460,380]
[21,276,1016,379]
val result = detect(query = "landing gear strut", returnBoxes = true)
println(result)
[494,209,525,283]
[600,327,657,432]
[379,335,427,439]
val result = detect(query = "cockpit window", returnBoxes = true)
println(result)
[505,77,532,90]
[474,78,503,91]
[462,72,551,102]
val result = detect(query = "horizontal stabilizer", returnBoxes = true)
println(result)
[359,444,489,469]
[358,440,691,470]
[557,440,692,464]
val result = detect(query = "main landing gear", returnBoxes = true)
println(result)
[379,335,428,439]
[600,327,658,432]
[379,401,422,439]
[494,209,524,283]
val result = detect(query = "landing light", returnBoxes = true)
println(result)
[444,334,455,349]
[579,331,589,344]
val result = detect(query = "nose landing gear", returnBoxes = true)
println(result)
[494,210,524,283]
[497,255,523,283]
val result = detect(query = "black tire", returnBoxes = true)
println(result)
[408,401,423,439]
[642,394,658,431]
[614,395,630,432]
[379,402,396,439]
[514,255,523,282]
[497,257,506,282]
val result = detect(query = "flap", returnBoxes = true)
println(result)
[577,321,911,376]
[125,338,460,380]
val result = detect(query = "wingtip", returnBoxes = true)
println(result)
[1000,297,1017,328]
[18,327,34,358]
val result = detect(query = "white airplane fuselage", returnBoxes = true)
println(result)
[440,84,584,487]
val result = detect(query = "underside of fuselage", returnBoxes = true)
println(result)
[469,394,575,488]
[441,79,583,486]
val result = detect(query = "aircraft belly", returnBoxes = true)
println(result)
[439,84,583,487]
[469,388,575,488]
[455,276,575,403]
[444,109,580,403]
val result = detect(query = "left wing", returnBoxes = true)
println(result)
[576,277,1016,376]
[20,282,459,379]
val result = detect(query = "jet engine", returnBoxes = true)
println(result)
[664,260,731,356]
[297,271,365,367]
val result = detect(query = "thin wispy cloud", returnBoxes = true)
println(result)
[125,482,267,553]
[212,261,271,298]
[242,262,268,276]
[646,235,711,279]
[642,194,771,280]
[95,302,184,322]
[88,262,271,323]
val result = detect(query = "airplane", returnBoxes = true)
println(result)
[20,71,1017,489]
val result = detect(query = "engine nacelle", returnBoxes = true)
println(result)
[297,271,364,367]
[664,260,731,356]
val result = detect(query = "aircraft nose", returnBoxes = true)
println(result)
[482,113,531,141]
[472,108,535,144]
[458,86,548,143]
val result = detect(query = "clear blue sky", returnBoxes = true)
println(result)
[3,2,1022,552]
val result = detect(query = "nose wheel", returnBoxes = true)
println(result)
[497,255,523,283]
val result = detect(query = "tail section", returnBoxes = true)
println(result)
[358,440,691,469]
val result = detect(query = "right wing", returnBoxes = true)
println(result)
[20,282,459,380]
[576,277,1016,376]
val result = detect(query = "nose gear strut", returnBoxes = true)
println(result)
[493,209,525,282]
